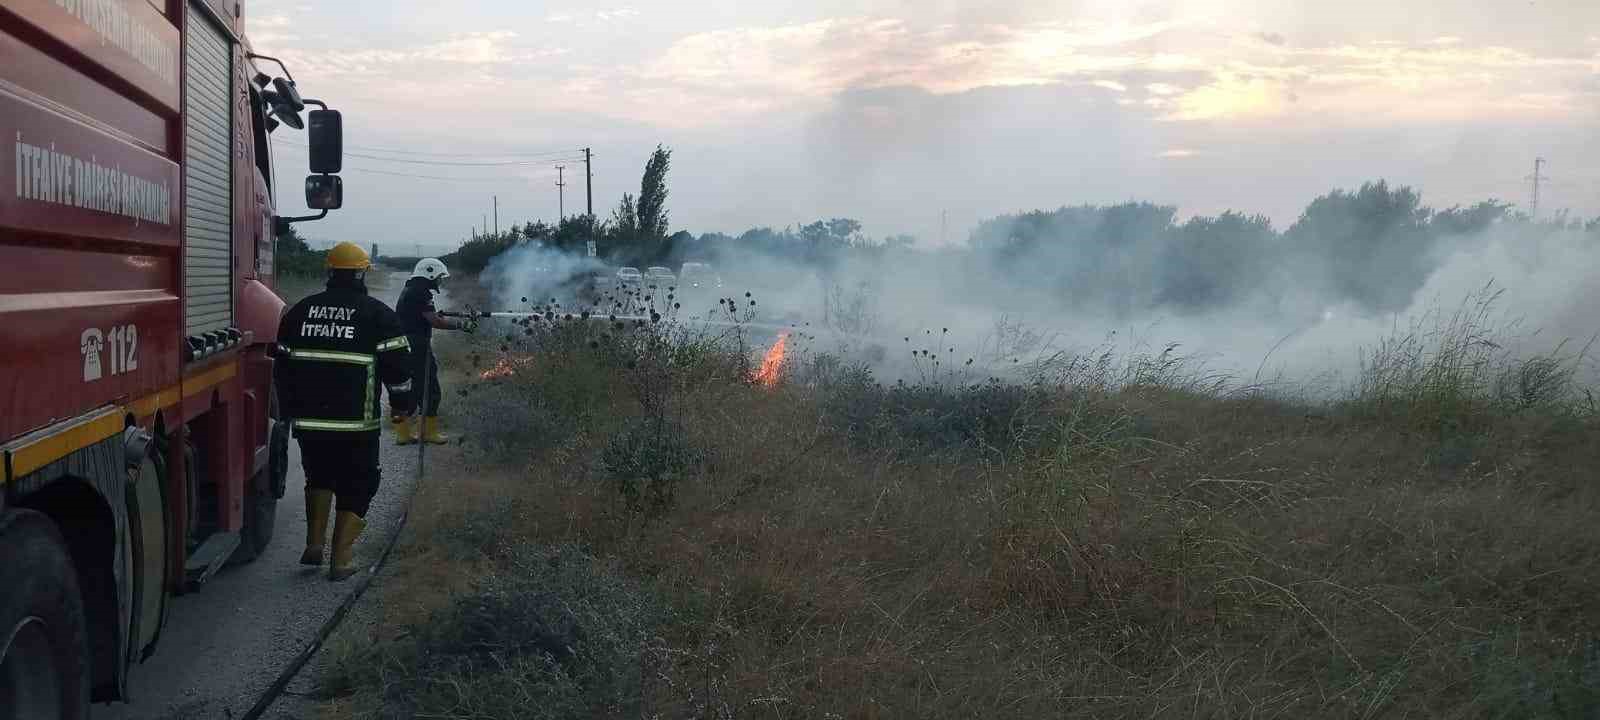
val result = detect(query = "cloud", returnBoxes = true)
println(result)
[260,13,1600,133]
[1160,148,1199,158]
[1169,73,1287,121]
[286,30,569,82]
[420,31,523,64]
[636,17,1598,126]
[547,8,638,25]
[644,18,1196,101]
[595,8,639,22]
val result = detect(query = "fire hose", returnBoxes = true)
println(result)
[439,308,811,335]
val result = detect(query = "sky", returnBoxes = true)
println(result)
[251,0,1600,252]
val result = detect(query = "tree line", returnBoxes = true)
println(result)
[283,140,1600,322]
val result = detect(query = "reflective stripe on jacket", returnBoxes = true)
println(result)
[275,283,414,432]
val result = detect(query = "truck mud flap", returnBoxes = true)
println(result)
[183,531,239,592]
[267,418,289,500]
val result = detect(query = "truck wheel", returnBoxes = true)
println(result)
[230,478,278,565]
[268,387,289,499]
[0,510,92,720]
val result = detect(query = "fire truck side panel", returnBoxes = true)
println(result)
[193,0,238,37]
[0,18,182,444]
[0,244,181,447]
[0,0,182,114]
[178,361,243,531]
[1,0,286,703]
[0,91,179,248]
[229,34,265,499]
[0,28,171,153]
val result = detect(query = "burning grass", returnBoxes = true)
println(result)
[750,332,788,387]
[319,288,1600,719]
[479,353,536,380]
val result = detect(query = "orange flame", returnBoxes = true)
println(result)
[751,333,788,387]
[480,355,534,380]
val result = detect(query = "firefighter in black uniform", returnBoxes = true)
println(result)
[392,257,475,445]
[274,242,415,581]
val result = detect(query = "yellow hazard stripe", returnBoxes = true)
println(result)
[182,361,237,399]
[4,361,238,483]
[8,410,125,480]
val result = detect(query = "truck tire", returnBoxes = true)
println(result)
[231,477,278,565]
[0,510,92,720]
[232,385,288,565]
[268,387,289,500]
[126,432,171,663]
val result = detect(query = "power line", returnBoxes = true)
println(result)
[272,138,583,159]
[339,151,585,167]
[556,165,566,219]
[272,140,583,167]
[1526,157,1549,220]
[337,166,551,183]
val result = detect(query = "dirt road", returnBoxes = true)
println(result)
[99,434,420,720]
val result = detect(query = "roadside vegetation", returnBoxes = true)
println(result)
[304,145,1600,718]
[313,279,1600,719]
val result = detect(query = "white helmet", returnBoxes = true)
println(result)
[412,258,450,282]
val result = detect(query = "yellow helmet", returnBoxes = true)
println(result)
[325,241,372,271]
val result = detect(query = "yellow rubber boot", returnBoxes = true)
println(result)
[421,416,450,445]
[328,510,367,581]
[392,416,416,446]
[301,489,333,566]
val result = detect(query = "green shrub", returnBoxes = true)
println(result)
[327,543,665,720]
[442,233,519,275]
[1338,282,1600,429]
[600,415,706,514]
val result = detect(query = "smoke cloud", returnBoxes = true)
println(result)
[482,243,609,311]
[655,187,1600,394]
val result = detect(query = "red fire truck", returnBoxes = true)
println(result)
[0,0,345,714]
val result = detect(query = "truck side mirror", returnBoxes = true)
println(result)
[271,78,305,113]
[305,175,343,210]
[307,109,343,174]
[261,89,304,130]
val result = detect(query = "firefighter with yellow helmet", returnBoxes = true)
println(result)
[273,242,415,580]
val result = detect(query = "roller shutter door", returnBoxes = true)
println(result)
[183,3,234,338]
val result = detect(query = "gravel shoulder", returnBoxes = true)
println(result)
[100,432,424,720]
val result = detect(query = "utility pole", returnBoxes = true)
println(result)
[1526,157,1548,220]
[556,166,566,220]
[493,195,499,237]
[583,147,593,218]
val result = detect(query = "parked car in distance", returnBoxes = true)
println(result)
[679,261,723,289]
[645,266,676,285]
[617,266,643,285]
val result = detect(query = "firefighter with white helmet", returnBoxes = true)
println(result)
[274,242,415,580]
[392,257,476,445]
